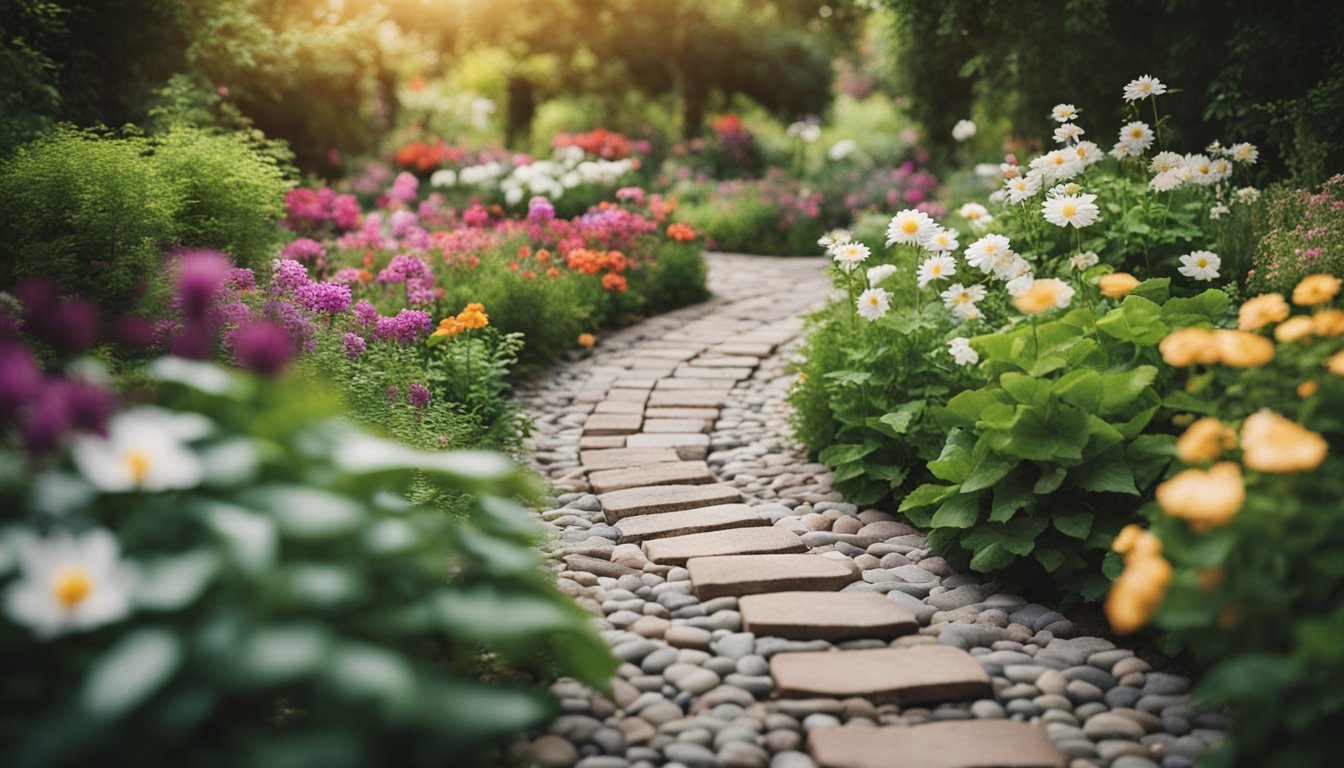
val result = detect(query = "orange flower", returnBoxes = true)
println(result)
[517,245,533,259]
[602,273,628,292]
[1013,279,1071,314]
[1176,417,1236,464]
[455,302,489,330]
[1159,328,1218,367]
[1099,272,1141,299]
[432,317,464,339]
[1112,524,1162,558]
[1274,315,1315,342]
[1314,309,1344,336]
[508,262,519,272]
[1298,379,1318,398]
[1329,349,1344,376]
[547,267,561,278]
[1292,274,1340,306]
[1238,293,1289,331]
[666,223,697,242]
[537,249,551,263]
[1105,552,1172,634]
[1240,410,1328,473]
[577,333,596,348]
[1156,462,1245,531]
[521,270,537,280]
[1212,329,1274,367]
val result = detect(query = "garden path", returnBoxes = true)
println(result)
[516,253,1223,768]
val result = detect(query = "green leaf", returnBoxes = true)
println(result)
[1000,373,1052,407]
[1162,289,1230,326]
[1192,654,1299,707]
[823,369,874,386]
[1131,277,1171,303]
[433,585,589,640]
[899,483,959,511]
[1034,467,1067,494]
[202,501,277,572]
[1096,296,1170,345]
[238,623,332,683]
[990,474,1034,522]
[1053,369,1103,412]
[944,388,1008,426]
[1163,390,1215,414]
[961,452,1015,493]
[818,442,877,466]
[1037,548,1069,572]
[245,485,364,539]
[136,551,218,611]
[928,428,974,483]
[877,399,926,435]
[1071,452,1139,494]
[969,542,1016,572]
[1053,509,1094,539]
[1099,366,1158,413]
[833,462,867,482]
[325,642,416,711]
[867,464,909,487]
[82,628,183,717]
[930,493,980,528]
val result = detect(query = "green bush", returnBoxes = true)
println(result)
[1250,175,1344,295]
[633,241,711,313]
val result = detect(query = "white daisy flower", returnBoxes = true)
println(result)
[430,169,457,188]
[1229,142,1258,165]
[964,234,1014,274]
[1186,154,1218,185]
[1206,140,1226,155]
[856,288,893,322]
[1004,172,1043,203]
[994,253,1032,281]
[1209,204,1230,220]
[1150,170,1187,192]
[953,303,982,321]
[947,337,979,366]
[1150,151,1184,174]
[1006,273,1036,297]
[958,202,990,223]
[1051,104,1081,122]
[1236,186,1261,204]
[917,255,957,288]
[827,139,858,161]
[923,227,960,254]
[1123,75,1167,102]
[4,529,137,639]
[1178,251,1221,281]
[1034,150,1084,183]
[1053,124,1086,144]
[831,241,871,272]
[885,209,937,246]
[941,283,987,309]
[1210,158,1233,182]
[71,407,209,493]
[1070,141,1104,166]
[1109,141,1140,160]
[1070,251,1100,271]
[952,119,977,142]
[1042,193,1101,228]
[1119,121,1155,153]
[866,264,898,287]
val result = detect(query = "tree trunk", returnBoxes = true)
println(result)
[682,81,706,140]
[505,76,535,149]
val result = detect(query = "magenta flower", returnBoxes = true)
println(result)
[343,333,366,359]
[407,382,430,408]
[233,320,296,376]
[176,251,233,322]
[0,343,41,417]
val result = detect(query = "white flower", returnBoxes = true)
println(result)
[1051,104,1081,122]
[1186,154,1219,185]
[1042,193,1101,228]
[1150,151,1184,174]
[952,119,977,142]
[1119,121,1155,153]
[941,282,987,309]
[947,338,979,366]
[1004,172,1043,204]
[1053,124,1086,144]
[71,407,208,493]
[1110,141,1140,160]
[885,209,937,246]
[1178,251,1221,281]
[1210,158,1233,182]
[1070,251,1100,271]
[1236,186,1261,204]
[429,169,457,188]
[1123,75,1167,102]
[1229,142,1258,165]
[5,529,137,639]
[1033,150,1083,183]
[856,288,893,321]
[1209,203,1231,220]
[917,255,957,288]
[964,234,1013,274]
[953,303,982,321]
[1150,170,1187,191]
[818,229,852,250]
[831,241,871,272]
[1069,141,1104,166]
[1006,273,1036,297]
[866,264,898,287]
[994,253,1032,280]
[974,163,1002,179]
[828,139,858,161]
[924,227,960,253]
[958,202,990,223]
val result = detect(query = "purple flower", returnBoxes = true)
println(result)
[527,197,556,224]
[233,320,296,376]
[271,259,310,295]
[282,238,327,263]
[389,209,419,240]
[111,315,156,351]
[61,379,117,436]
[296,281,352,314]
[352,300,379,327]
[376,254,428,284]
[343,332,366,359]
[371,309,432,344]
[386,386,399,403]
[407,382,430,408]
[177,251,233,322]
[0,343,41,418]
[387,172,419,205]
[332,194,361,230]
[332,267,363,284]
[229,268,256,291]
[21,386,72,457]
[262,300,316,352]
[170,322,215,360]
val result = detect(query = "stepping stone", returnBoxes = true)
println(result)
[808,722,1067,768]
[770,646,991,704]
[739,591,918,641]
[714,342,775,357]
[643,526,806,566]
[572,390,606,404]
[598,483,743,523]
[588,461,716,494]
[583,413,642,436]
[645,407,719,421]
[579,435,625,450]
[689,355,760,368]
[687,554,860,599]
[641,418,710,434]
[626,433,711,460]
[639,348,701,360]
[612,377,658,389]
[648,390,729,408]
[615,504,767,544]
[580,447,680,471]
[655,377,734,391]
[605,389,650,403]
[593,400,644,414]
[673,365,753,380]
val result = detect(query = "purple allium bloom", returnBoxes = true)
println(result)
[61,379,117,436]
[25,297,101,356]
[352,300,379,327]
[282,238,327,263]
[372,309,432,344]
[332,267,363,284]
[343,332,366,359]
[296,281,352,314]
[462,204,490,227]
[376,254,428,284]
[111,315,156,351]
[21,386,71,457]
[386,386,399,403]
[233,320,296,377]
[407,382,430,408]
[263,300,316,352]
[14,278,60,316]
[270,259,310,295]
[177,250,233,321]
[0,342,42,418]
[527,197,556,224]
[170,322,215,360]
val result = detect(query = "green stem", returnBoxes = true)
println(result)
[1150,95,1165,152]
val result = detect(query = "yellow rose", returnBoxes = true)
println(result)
[1313,309,1344,337]
[1159,328,1219,367]
[1176,417,1236,463]
[1238,293,1289,331]
[1298,379,1318,398]
[1213,329,1275,367]
[1112,523,1161,558]
[1156,462,1245,531]
[1013,279,1069,314]
[1330,349,1344,376]
[1273,315,1315,343]
[1240,410,1328,473]
[1292,274,1341,306]
[1105,553,1172,634]
[1099,272,1141,299]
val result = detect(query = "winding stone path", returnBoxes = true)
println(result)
[516,253,1225,768]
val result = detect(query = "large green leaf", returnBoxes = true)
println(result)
[1096,296,1169,345]
[1053,508,1095,539]
[818,442,878,466]
[1099,366,1158,413]
[899,483,960,511]
[82,628,183,718]
[876,400,926,435]
[1000,372,1052,407]
[1161,289,1230,327]
[969,542,1016,572]
[928,428,974,483]
[944,388,1008,426]
[930,493,981,528]
[1034,466,1067,494]
[961,452,1015,493]
[1071,450,1139,494]
[1053,368,1103,412]
[990,474,1034,522]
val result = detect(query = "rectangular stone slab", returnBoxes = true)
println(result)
[673,365,753,380]
[808,722,1067,768]
[604,389,650,403]
[643,526,806,566]
[583,413,642,436]
[626,433,711,460]
[638,348,702,360]
[770,646,991,704]
[739,591,918,641]
[615,504,767,544]
[588,461,716,494]
[648,390,728,408]
[580,447,680,471]
[612,377,658,389]
[655,377,735,391]
[713,342,776,357]
[645,407,720,421]
[641,418,711,434]
[598,483,743,523]
[579,435,626,450]
[688,355,760,368]
[592,400,644,414]
[687,554,860,599]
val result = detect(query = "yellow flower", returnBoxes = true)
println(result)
[1298,379,1318,398]
[1274,315,1315,343]
[577,333,596,348]
[1156,462,1245,531]
[1012,278,1071,314]
[431,318,463,338]
[1112,524,1162,558]
[1238,293,1289,331]
[455,302,489,330]
[1099,272,1140,299]
[1313,309,1344,337]
[1176,417,1236,463]
[1159,328,1218,367]
[1212,329,1275,367]
[1292,274,1341,306]
[1329,349,1344,376]
[1240,410,1328,473]
[1105,552,1172,634]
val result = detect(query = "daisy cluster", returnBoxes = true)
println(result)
[433,146,637,206]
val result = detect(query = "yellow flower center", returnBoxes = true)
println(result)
[902,219,918,234]
[124,450,151,485]
[932,265,943,275]
[1131,128,1144,139]
[1062,202,1077,218]
[1052,155,1065,165]
[1141,82,1151,92]
[984,245,997,254]
[967,211,980,219]
[53,567,92,609]
[1197,258,1208,267]
[1199,165,1210,174]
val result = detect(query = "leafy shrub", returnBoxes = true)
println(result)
[678,177,824,255]
[634,241,711,313]
[1250,175,1344,294]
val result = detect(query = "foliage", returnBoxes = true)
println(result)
[1251,175,1344,294]
[677,174,826,255]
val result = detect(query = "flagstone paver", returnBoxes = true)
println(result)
[771,646,992,704]
[642,526,807,566]
[646,390,728,408]
[587,460,717,494]
[686,554,860,599]
[640,418,711,434]
[581,413,642,436]
[614,503,767,543]
[809,723,1067,768]
[739,591,919,640]
[624,432,711,459]
[597,483,743,522]
[578,447,680,471]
